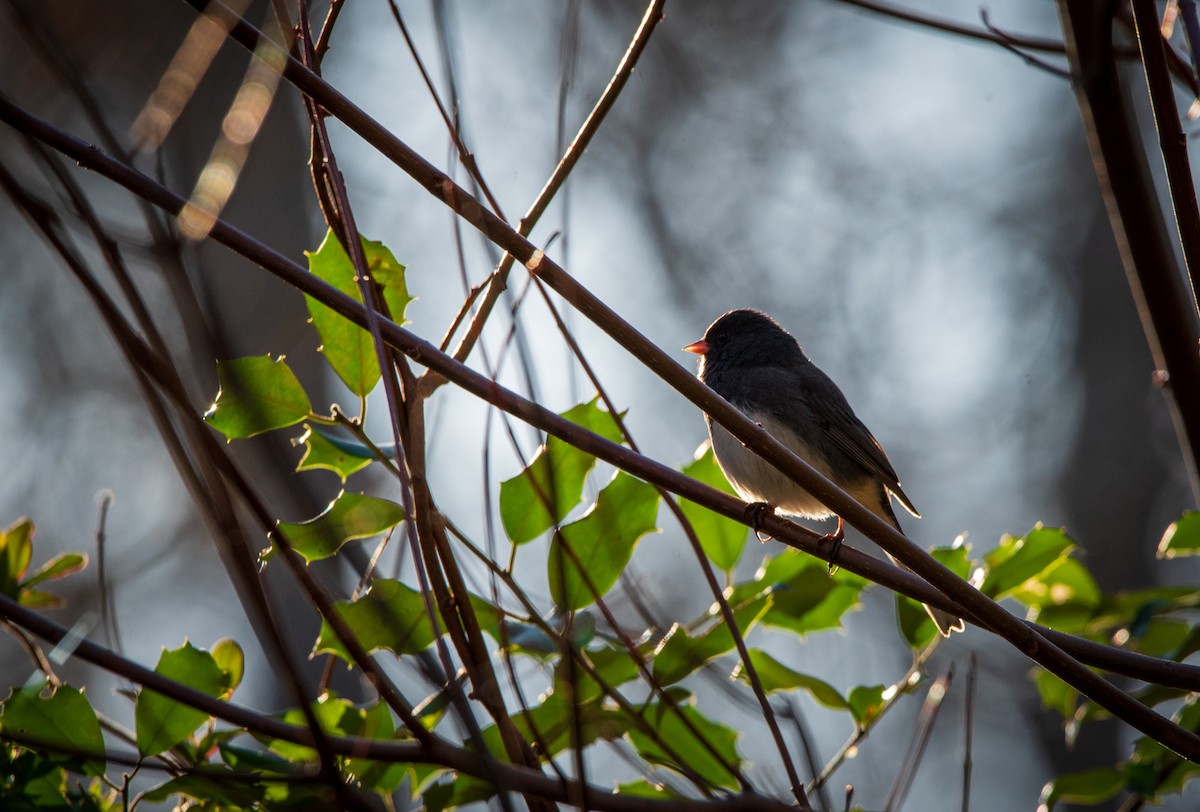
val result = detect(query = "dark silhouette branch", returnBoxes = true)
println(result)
[1058,0,1200,505]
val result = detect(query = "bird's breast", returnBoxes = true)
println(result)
[709,409,836,520]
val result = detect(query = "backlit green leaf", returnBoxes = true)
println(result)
[1033,667,1078,720]
[479,690,629,761]
[652,597,770,685]
[204,356,312,439]
[732,650,849,710]
[211,638,244,698]
[136,642,227,756]
[548,471,660,610]
[265,694,363,762]
[847,684,885,727]
[499,398,626,543]
[20,552,87,591]
[1158,511,1200,558]
[314,579,435,662]
[142,773,267,807]
[755,550,865,635]
[276,491,405,563]
[981,526,1075,600]
[0,682,105,775]
[1038,767,1123,810]
[0,517,34,597]
[571,644,641,703]
[897,544,972,648]
[616,780,683,799]
[305,230,413,397]
[629,691,741,790]
[424,775,494,812]
[294,424,374,481]
[1014,556,1101,634]
[679,443,747,570]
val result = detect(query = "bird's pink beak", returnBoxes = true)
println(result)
[682,339,709,355]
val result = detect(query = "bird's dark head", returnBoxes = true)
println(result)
[683,309,805,375]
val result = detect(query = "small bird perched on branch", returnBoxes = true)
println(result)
[684,308,963,636]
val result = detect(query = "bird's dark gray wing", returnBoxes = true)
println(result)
[718,363,920,518]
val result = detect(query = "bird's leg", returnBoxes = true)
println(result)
[822,516,845,574]
[744,501,775,541]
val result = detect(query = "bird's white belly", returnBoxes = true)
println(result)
[709,411,835,519]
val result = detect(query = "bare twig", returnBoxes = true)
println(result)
[962,652,977,812]
[883,667,954,812]
[94,490,124,656]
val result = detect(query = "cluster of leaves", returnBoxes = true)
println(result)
[3,232,1198,811]
[1026,517,1200,810]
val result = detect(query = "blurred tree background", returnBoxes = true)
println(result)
[1,1,1198,810]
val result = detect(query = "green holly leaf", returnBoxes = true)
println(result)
[548,471,660,611]
[293,424,375,481]
[204,356,312,439]
[1038,767,1123,810]
[652,597,770,685]
[275,492,405,563]
[305,230,413,397]
[424,775,494,812]
[211,638,244,698]
[0,682,106,775]
[981,526,1075,601]
[897,543,971,648]
[629,690,741,791]
[731,649,850,710]
[136,642,227,756]
[615,780,684,800]
[479,690,629,761]
[313,579,436,662]
[679,443,747,570]
[754,549,866,635]
[847,684,885,727]
[499,398,626,543]
[1158,511,1200,558]
[0,517,34,597]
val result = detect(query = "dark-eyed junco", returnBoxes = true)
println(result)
[685,308,963,636]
